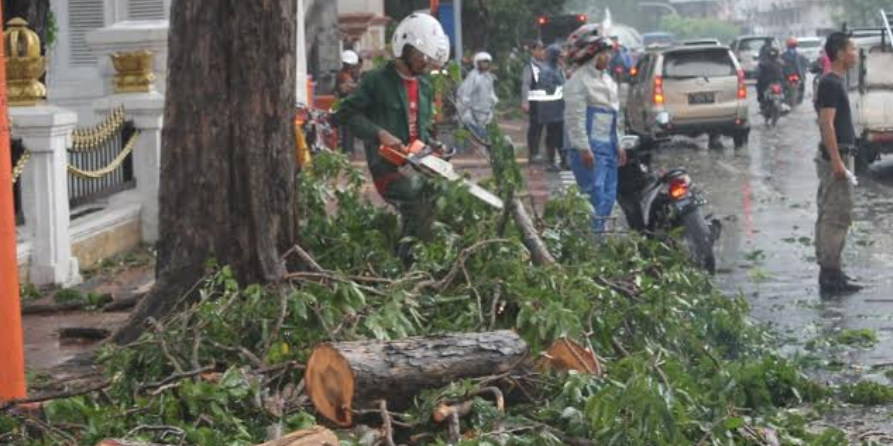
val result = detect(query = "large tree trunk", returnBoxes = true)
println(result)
[111,0,297,344]
[2,0,50,49]
[305,330,529,426]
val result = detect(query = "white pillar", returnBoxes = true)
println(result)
[94,92,165,243]
[11,106,82,286]
[296,0,309,105]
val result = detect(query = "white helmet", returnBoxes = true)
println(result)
[341,50,360,66]
[392,13,451,66]
[473,52,492,64]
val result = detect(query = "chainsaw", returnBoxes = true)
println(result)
[379,140,504,210]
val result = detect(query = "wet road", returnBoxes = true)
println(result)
[645,83,893,430]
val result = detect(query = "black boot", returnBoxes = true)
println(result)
[819,268,863,295]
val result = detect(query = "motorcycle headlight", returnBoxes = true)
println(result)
[656,112,672,127]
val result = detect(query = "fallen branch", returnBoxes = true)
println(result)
[138,366,215,394]
[378,400,397,446]
[282,244,324,273]
[511,198,556,266]
[413,239,512,294]
[0,380,112,411]
[58,327,111,341]
[103,293,145,312]
[22,301,88,315]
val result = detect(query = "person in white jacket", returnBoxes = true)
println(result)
[457,51,498,138]
[563,29,627,233]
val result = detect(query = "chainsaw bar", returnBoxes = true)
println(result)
[416,156,504,210]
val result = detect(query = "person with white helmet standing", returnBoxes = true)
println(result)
[457,51,498,139]
[336,49,362,153]
[336,13,450,265]
[563,28,627,234]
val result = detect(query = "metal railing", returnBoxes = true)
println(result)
[67,107,139,208]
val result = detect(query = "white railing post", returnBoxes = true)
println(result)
[11,106,82,286]
[94,92,164,243]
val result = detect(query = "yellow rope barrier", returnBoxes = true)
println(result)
[67,130,140,179]
[70,106,128,152]
[11,149,29,184]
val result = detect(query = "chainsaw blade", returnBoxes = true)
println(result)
[417,156,504,209]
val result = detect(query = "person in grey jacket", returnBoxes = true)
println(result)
[457,51,498,138]
[564,31,627,233]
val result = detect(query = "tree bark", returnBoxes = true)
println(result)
[2,0,50,49]
[111,0,297,344]
[305,330,529,426]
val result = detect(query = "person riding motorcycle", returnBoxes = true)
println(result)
[781,37,808,102]
[757,47,787,112]
[563,28,627,233]
[336,13,450,265]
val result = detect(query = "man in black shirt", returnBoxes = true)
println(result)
[814,32,862,294]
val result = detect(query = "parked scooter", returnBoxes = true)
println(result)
[294,103,339,169]
[616,135,721,272]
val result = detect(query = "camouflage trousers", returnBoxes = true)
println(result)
[814,151,854,270]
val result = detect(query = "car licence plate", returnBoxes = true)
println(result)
[688,92,715,105]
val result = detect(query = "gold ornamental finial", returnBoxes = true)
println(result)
[4,18,46,106]
[110,50,155,93]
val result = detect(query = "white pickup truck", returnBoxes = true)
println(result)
[852,50,893,168]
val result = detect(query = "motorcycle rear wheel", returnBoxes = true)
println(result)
[681,208,717,273]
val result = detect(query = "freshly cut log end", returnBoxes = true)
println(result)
[255,426,339,446]
[95,441,169,446]
[540,338,601,376]
[306,330,529,426]
[306,344,356,426]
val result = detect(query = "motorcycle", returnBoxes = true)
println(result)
[616,135,721,272]
[786,73,803,107]
[761,82,789,127]
[294,103,339,169]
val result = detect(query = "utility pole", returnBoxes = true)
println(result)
[0,0,28,402]
[453,0,463,64]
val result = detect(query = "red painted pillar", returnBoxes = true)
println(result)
[0,2,27,402]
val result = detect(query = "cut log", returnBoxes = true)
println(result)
[306,330,529,426]
[511,198,556,266]
[540,339,602,376]
[254,426,339,446]
[96,441,170,446]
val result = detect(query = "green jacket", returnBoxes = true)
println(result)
[337,61,433,179]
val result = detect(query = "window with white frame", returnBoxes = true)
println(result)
[68,0,105,67]
[127,0,167,20]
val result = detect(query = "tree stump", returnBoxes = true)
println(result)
[305,330,529,426]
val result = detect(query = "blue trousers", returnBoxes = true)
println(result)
[567,148,618,232]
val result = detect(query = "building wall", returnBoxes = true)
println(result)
[339,0,384,15]
[48,0,170,124]
[746,0,838,37]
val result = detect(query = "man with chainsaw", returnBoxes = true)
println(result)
[563,28,627,234]
[336,13,450,264]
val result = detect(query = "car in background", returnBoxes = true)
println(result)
[643,32,675,49]
[730,36,779,79]
[625,45,750,149]
[796,36,823,63]
[681,38,721,46]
